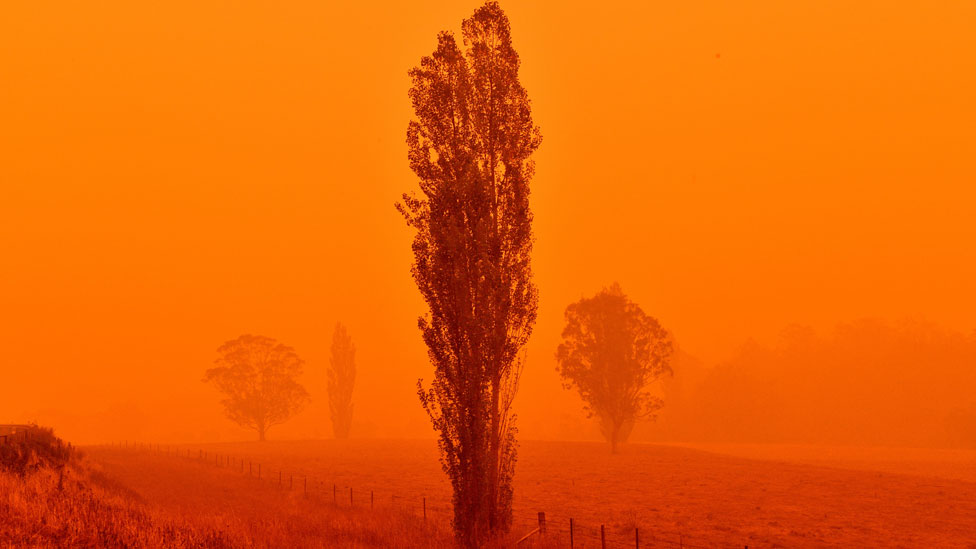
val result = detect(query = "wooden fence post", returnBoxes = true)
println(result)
[304,476,307,497]
[635,527,639,549]
[538,512,546,534]
[350,486,353,506]
[333,484,337,504]
[371,490,374,509]
[290,475,293,490]
[570,518,574,548]
[423,497,426,519]
[601,525,606,549]
[258,464,261,479]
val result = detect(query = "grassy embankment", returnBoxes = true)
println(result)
[4,427,547,548]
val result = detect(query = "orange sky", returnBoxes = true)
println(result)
[2,1,974,444]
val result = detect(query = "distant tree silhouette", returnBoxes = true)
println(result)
[397,2,541,545]
[327,323,356,439]
[556,284,674,453]
[203,334,309,441]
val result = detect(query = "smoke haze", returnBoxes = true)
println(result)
[2,1,974,447]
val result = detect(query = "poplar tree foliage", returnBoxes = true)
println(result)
[327,322,356,439]
[397,2,541,545]
[556,284,674,453]
[204,334,310,441]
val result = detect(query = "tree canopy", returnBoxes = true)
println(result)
[204,334,309,441]
[556,284,673,453]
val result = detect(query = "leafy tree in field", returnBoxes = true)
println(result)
[327,322,356,439]
[556,284,674,453]
[397,2,541,545]
[204,334,309,441]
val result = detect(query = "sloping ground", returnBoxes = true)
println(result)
[83,449,555,548]
[0,427,241,548]
[128,438,976,548]
[0,468,244,548]
[5,431,506,548]
[83,449,456,548]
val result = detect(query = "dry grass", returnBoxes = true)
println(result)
[17,432,976,547]
[4,428,559,548]
[1,429,243,548]
[79,448,457,548]
[0,426,71,477]
[108,438,976,548]
[0,467,248,548]
[59,447,562,548]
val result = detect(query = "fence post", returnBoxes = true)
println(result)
[333,484,337,504]
[304,476,307,497]
[635,527,639,549]
[538,512,546,534]
[601,525,606,549]
[249,461,252,476]
[371,490,374,509]
[423,497,426,519]
[350,486,353,506]
[258,464,261,479]
[570,518,574,548]
[290,475,293,490]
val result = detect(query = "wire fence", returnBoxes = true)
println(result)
[104,441,754,549]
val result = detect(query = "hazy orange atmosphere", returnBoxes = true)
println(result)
[2,2,975,547]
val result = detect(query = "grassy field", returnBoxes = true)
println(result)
[84,439,976,548]
[78,448,461,548]
[4,427,538,548]
[0,426,244,548]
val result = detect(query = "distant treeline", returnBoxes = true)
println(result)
[641,320,976,448]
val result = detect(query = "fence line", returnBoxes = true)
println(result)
[104,441,751,549]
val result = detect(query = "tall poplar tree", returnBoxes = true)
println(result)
[327,322,356,439]
[397,2,541,545]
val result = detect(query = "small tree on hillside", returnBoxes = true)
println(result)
[204,334,310,441]
[327,322,356,439]
[556,284,674,453]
